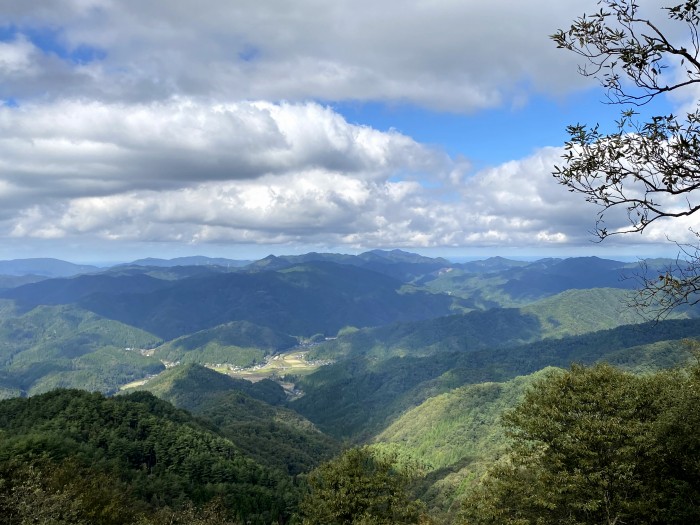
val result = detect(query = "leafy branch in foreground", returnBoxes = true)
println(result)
[551,1,700,316]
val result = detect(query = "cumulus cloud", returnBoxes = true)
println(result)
[0,0,602,110]
[0,0,691,258]
[0,36,38,76]
[0,116,656,251]
[0,93,686,252]
[0,99,447,207]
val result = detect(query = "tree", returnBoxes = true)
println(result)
[551,0,700,317]
[0,459,141,525]
[298,446,427,525]
[460,363,700,525]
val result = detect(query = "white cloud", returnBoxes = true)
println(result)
[0,99,446,204]
[0,96,687,254]
[0,36,38,76]
[0,119,638,251]
[0,0,602,110]
[0,0,693,258]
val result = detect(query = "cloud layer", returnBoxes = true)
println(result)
[2,98,670,251]
[1,0,598,110]
[1,0,690,257]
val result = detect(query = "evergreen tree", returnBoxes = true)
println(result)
[461,363,700,524]
[299,446,427,524]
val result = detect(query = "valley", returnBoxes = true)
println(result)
[123,347,331,398]
[0,250,697,524]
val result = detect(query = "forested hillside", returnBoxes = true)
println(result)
[127,364,340,474]
[152,321,297,368]
[0,389,300,524]
[0,252,698,524]
[0,305,162,397]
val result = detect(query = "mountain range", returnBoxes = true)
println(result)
[0,250,696,523]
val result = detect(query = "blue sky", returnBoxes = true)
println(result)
[0,0,691,263]
[334,91,656,168]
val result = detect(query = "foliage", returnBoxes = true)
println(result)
[0,459,247,525]
[294,318,700,439]
[195,389,340,475]
[0,305,162,397]
[372,369,557,521]
[0,459,140,525]
[0,389,299,524]
[375,370,555,473]
[552,0,700,316]
[298,446,426,525]
[138,500,242,525]
[134,363,340,475]
[461,363,700,524]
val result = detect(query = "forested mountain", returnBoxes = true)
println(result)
[2,273,173,308]
[307,287,656,362]
[0,389,299,524]
[422,256,652,308]
[76,261,461,339]
[0,251,698,523]
[152,321,297,368]
[291,318,700,439]
[128,362,289,408]
[0,259,101,294]
[374,368,557,518]
[1,259,465,340]
[247,249,451,282]
[0,305,162,397]
[0,274,48,292]
[128,364,340,475]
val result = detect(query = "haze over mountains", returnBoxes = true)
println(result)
[0,249,697,522]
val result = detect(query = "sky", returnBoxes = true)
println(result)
[0,0,694,264]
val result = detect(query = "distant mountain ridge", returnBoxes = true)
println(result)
[18,260,456,339]
[0,250,687,403]
[248,249,452,282]
[423,255,667,308]
[0,258,100,277]
[127,255,252,267]
[455,255,531,273]
[1,273,172,307]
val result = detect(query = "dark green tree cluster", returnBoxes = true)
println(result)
[0,459,139,525]
[0,458,240,525]
[133,364,339,475]
[461,362,700,524]
[298,446,428,524]
[0,389,300,524]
